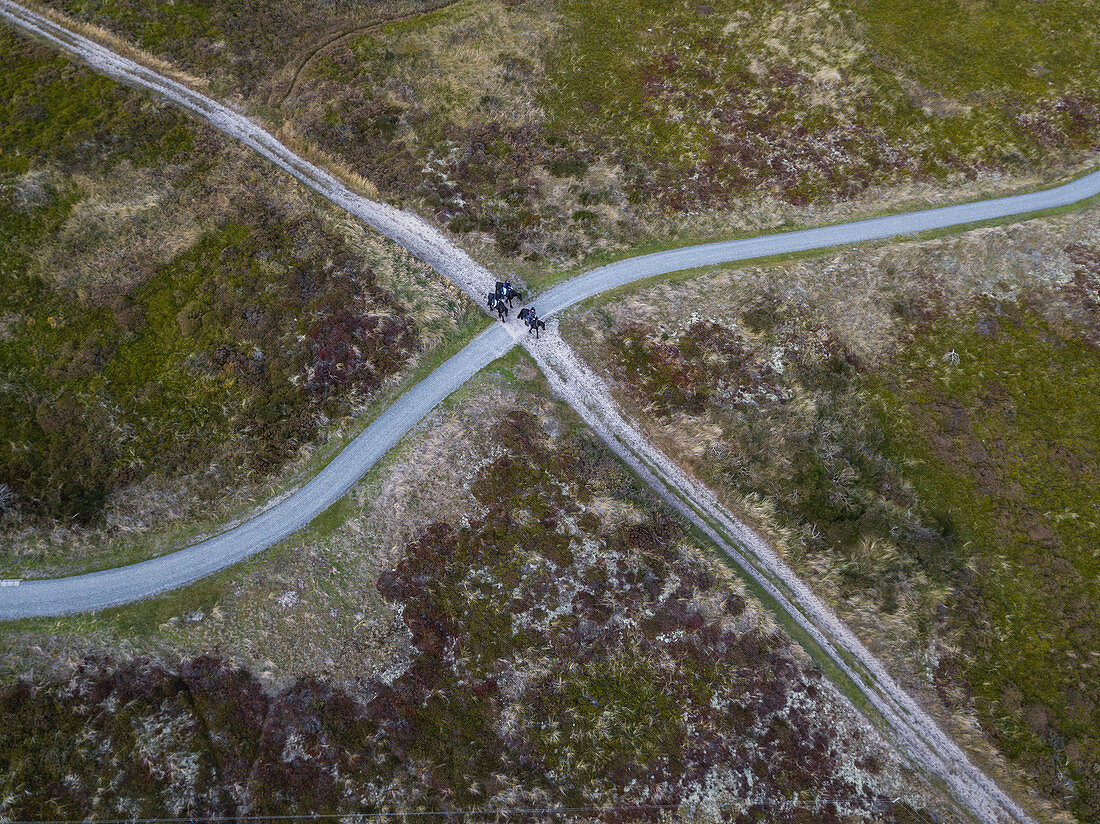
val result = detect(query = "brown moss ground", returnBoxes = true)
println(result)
[561,205,1100,823]
[0,354,951,822]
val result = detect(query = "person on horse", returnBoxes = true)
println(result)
[486,290,508,322]
[518,306,546,339]
[496,278,522,308]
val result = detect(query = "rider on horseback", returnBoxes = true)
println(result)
[518,306,545,338]
[486,291,508,322]
[495,278,522,308]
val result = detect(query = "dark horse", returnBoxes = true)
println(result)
[486,291,508,322]
[495,280,523,309]
[517,307,546,339]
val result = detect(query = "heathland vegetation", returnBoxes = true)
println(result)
[0,29,475,574]
[562,209,1100,822]
[3,0,1099,819]
[35,0,1100,265]
[0,360,950,822]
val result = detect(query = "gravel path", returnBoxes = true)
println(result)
[0,324,515,616]
[534,171,1100,318]
[3,5,1097,820]
[0,0,498,305]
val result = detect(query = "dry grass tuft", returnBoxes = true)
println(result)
[30,164,201,298]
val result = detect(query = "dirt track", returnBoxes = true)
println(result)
[5,2,1099,821]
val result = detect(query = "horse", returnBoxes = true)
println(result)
[495,280,523,309]
[486,291,509,322]
[517,307,546,339]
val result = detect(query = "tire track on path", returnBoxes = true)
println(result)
[3,5,1098,821]
[273,0,461,109]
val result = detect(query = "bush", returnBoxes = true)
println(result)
[549,157,589,178]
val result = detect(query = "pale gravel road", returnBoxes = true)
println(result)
[0,323,516,615]
[3,4,1098,821]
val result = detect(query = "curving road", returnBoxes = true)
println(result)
[2,0,1098,621]
[2,5,1098,821]
[536,168,1100,317]
[0,324,515,616]
[4,158,1097,617]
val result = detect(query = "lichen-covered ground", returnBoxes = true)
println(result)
[33,0,1100,270]
[562,206,1100,822]
[0,29,476,574]
[0,356,952,822]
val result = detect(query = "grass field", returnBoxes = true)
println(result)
[877,308,1100,816]
[562,207,1100,822]
[543,0,1099,206]
[3,1,1097,816]
[0,30,475,574]
[31,0,1100,272]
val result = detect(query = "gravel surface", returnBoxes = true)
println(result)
[3,6,1098,821]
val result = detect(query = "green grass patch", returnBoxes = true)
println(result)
[874,307,1100,818]
[380,0,477,36]
[542,0,1099,209]
[0,28,193,173]
[0,207,416,526]
[857,0,1097,102]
